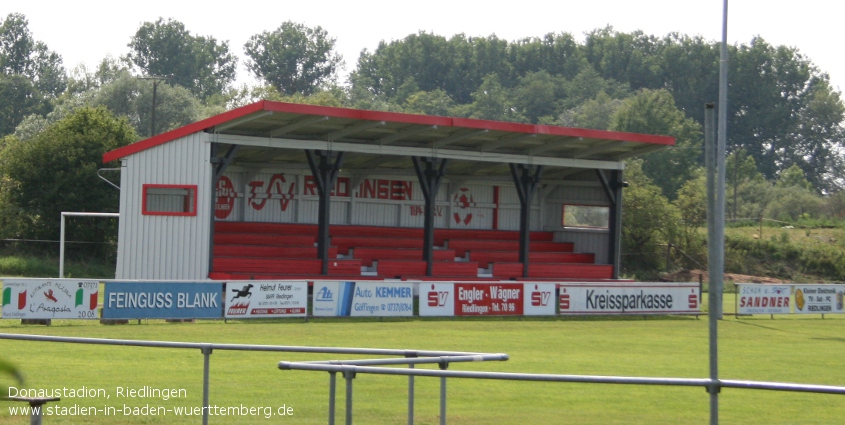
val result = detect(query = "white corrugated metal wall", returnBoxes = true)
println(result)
[116,133,212,280]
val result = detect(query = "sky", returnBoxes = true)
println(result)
[4,1,844,92]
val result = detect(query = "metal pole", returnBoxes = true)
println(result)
[710,0,729,423]
[59,214,66,278]
[201,345,212,425]
[408,364,415,425]
[329,372,337,425]
[345,371,354,425]
[439,362,448,425]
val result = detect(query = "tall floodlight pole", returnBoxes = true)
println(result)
[709,1,729,424]
[138,76,170,137]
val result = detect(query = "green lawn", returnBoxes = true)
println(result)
[1,300,843,425]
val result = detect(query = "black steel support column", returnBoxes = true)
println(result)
[597,169,625,279]
[306,150,346,275]
[509,163,543,277]
[208,143,240,275]
[412,157,448,276]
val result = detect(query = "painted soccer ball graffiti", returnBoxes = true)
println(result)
[452,188,474,225]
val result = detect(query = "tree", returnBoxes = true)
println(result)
[557,91,624,130]
[610,89,702,198]
[621,159,679,277]
[244,22,343,96]
[453,74,524,122]
[512,70,564,123]
[92,72,205,138]
[0,107,136,249]
[0,13,66,97]
[403,89,456,116]
[0,13,66,136]
[127,18,237,100]
[0,74,49,136]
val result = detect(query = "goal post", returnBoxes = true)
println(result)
[59,212,119,278]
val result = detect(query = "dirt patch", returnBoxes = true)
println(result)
[660,269,784,284]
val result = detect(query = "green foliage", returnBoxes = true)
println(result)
[621,160,679,277]
[0,13,66,97]
[0,107,135,251]
[725,233,845,280]
[91,72,204,138]
[611,89,702,198]
[244,21,343,96]
[127,18,237,100]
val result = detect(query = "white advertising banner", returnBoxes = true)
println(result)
[736,284,792,314]
[1,279,99,319]
[523,283,556,315]
[419,282,455,316]
[224,280,307,318]
[312,281,414,317]
[793,284,845,314]
[559,282,700,315]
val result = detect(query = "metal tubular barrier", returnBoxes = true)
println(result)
[0,333,508,425]
[278,354,510,425]
[277,362,845,424]
[0,333,507,425]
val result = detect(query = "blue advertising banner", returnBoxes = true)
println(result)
[312,281,414,317]
[103,282,224,319]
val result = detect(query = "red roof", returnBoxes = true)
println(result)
[103,100,674,164]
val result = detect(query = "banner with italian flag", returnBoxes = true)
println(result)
[1,279,100,319]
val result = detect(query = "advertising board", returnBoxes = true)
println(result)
[224,281,307,318]
[102,282,223,319]
[1,279,99,319]
[454,282,525,316]
[419,282,555,316]
[736,284,792,315]
[793,284,844,314]
[312,281,414,317]
[418,282,455,316]
[558,283,700,315]
[524,283,556,315]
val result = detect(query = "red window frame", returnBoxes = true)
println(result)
[142,184,198,216]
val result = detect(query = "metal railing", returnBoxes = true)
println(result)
[0,333,506,425]
[278,361,845,425]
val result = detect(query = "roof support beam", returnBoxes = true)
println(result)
[510,163,543,277]
[573,140,620,159]
[433,129,488,148]
[306,150,346,275]
[213,111,273,132]
[378,125,438,145]
[328,121,385,141]
[412,157,448,276]
[268,115,330,137]
[481,134,536,152]
[215,135,624,170]
[528,137,579,156]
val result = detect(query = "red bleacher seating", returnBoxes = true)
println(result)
[468,251,595,268]
[376,260,479,278]
[491,263,613,280]
[351,247,456,267]
[212,222,611,281]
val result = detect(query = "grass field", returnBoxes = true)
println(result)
[1,294,843,425]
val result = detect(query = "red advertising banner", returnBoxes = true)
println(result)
[455,283,524,316]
